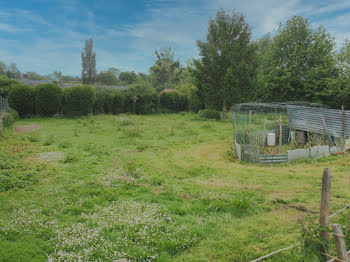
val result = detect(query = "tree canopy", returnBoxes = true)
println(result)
[191,9,257,119]
[81,38,97,84]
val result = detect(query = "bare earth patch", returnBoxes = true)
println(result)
[13,124,42,133]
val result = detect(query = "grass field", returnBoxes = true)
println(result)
[0,113,349,261]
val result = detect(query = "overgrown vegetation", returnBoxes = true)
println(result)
[0,114,349,261]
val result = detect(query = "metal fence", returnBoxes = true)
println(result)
[0,96,8,114]
[287,105,350,139]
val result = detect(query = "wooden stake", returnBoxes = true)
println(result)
[332,224,349,261]
[320,167,331,243]
[232,112,237,142]
[279,115,282,153]
[322,117,333,146]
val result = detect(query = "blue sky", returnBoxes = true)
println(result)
[1,0,350,76]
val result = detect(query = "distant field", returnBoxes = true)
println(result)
[0,113,349,261]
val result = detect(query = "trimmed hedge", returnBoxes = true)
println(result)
[113,90,125,114]
[63,85,95,116]
[8,84,35,116]
[35,83,63,116]
[125,85,159,114]
[198,109,221,120]
[160,91,187,112]
[93,90,105,114]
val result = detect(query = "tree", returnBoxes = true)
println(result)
[149,45,183,92]
[263,16,337,103]
[7,62,21,79]
[96,68,119,86]
[329,40,350,109]
[255,33,274,100]
[0,61,6,76]
[27,72,45,80]
[81,38,96,84]
[119,71,137,85]
[191,9,257,119]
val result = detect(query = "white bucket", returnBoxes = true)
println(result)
[267,133,276,147]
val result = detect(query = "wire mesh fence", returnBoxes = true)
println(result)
[231,102,349,163]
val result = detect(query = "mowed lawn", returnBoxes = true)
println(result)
[0,113,349,261]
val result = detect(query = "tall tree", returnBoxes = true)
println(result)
[191,9,257,119]
[7,62,21,79]
[263,16,337,103]
[81,38,96,84]
[0,61,6,76]
[149,45,182,91]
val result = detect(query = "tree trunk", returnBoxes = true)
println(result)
[222,99,227,120]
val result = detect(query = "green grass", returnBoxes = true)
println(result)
[0,113,349,261]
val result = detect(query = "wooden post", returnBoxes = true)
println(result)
[232,112,237,142]
[342,105,346,151]
[279,115,282,153]
[263,117,267,147]
[320,167,331,243]
[332,224,349,261]
[322,117,333,146]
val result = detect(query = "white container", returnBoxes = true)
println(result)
[267,133,276,147]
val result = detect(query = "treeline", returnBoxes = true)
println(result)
[2,10,350,120]
[191,11,350,119]
[1,81,199,117]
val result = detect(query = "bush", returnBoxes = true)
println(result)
[125,85,159,114]
[0,76,19,98]
[2,108,19,127]
[8,84,35,116]
[160,91,187,112]
[103,91,114,114]
[63,85,95,116]
[35,83,63,116]
[93,90,105,114]
[198,109,221,120]
[113,90,125,114]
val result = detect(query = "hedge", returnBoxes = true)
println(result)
[198,109,221,120]
[8,84,35,116]
[63,85,95,116]
[160,91,187,112]
[125,85,159,114]
[113,90,125,114]
[35,83,63,116]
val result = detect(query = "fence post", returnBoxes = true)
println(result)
[319,167,331,258]
[332,224,349,261]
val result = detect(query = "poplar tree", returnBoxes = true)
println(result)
[81,38,96,84]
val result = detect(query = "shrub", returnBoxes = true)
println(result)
[160,90,187,112]
[63,85,95,116]
[35,83,63,116]
[0,76,19,98]
[8,84,35,116]
[2,108,19,127]
[113,90,125,114]
[103,91,114,114]
[93,90,105,114]
[188,87,204,113]
[198,109,221,120]
[125,85,159,114]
